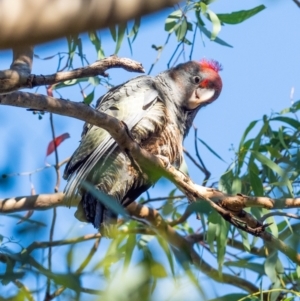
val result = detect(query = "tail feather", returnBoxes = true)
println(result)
[82,190,118,229]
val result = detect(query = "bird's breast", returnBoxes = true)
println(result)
[141,122,183,168]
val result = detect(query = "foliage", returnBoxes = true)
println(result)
[1,1,300,301]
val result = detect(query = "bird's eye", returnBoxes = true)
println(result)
[193,76,200,84]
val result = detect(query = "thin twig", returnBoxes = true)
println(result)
[140,195,185,205]
[260,211,300,223]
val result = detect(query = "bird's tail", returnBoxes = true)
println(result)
[81,191,118,234]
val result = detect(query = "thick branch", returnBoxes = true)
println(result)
[0,47,34,93]
[0,192,77,213]
[0,0,180,49]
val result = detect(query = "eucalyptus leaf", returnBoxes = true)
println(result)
[217,5,266,24]
[81,181,129,218]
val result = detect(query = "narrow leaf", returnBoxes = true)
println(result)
[198,25,233,47]
[198,138,226,162]
[207,10,221,40]
[81,181,129,218]
[249,165,264,196]
[217,5,266,24]
[109,26,117,42]
[46,133,70,156]
[115,23,127,54]
[175,19,187,41]
[165,10,182,33]
[251,151,286,178]
[238,120,258,151]
[271,116,300,130]
[128,17,141,43]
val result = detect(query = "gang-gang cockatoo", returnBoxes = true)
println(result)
[63,59,223,231]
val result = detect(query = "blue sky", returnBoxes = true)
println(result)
[0,0,300,299]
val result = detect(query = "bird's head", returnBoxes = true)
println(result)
[167,59,223,110]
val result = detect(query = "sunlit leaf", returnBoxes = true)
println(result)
[88,31,105,59]
[217,5,266,24]
[156,236,175,277]
[251,151,285,178]
[207,10,221,40]
[88,76,100,86]
[165,10,182,33]
[124,232,136,270]
[150,261,167,278]
[175,19,187,41]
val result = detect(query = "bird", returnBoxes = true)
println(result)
[63,59,223,231]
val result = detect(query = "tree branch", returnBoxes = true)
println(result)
[0,56,145,93]
[0,0,180,49]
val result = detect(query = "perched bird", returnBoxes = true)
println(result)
[63,59,222,230]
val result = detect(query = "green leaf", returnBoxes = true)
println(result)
[88,76,100,86]
[175,19,188,41]
[208,294,248,301]
[264,252,278,283]
[271,116,300,130]
[278,126,289,150]
[109,25,117,42]
[207,10,221,40]
[54,78,90,89]
[224,260,265,275]
[156,236,175,277]
[219,166,234,194]
[81,181,129,218]
[265,145,282,159]
[280,100,300,114]
[249,165,264,196]
[217,5,266,24]
[198,24,233,47]
[217,217,229,272]
[88,31,105,59]
[187,21,193,31]
[150,261,167,278]
[237,229,250,252]
[251,151,286,178]
[115,23,127,54]
[83,89,95,105]
[198,138,226,163]
[165,10,182,33]
[231,177,242,194]
[128,17,141,43]
[124,232,136,270]
[238,120,258,151]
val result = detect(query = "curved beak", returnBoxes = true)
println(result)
[188,88,215,109]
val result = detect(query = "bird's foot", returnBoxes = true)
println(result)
[156,155,171,169]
